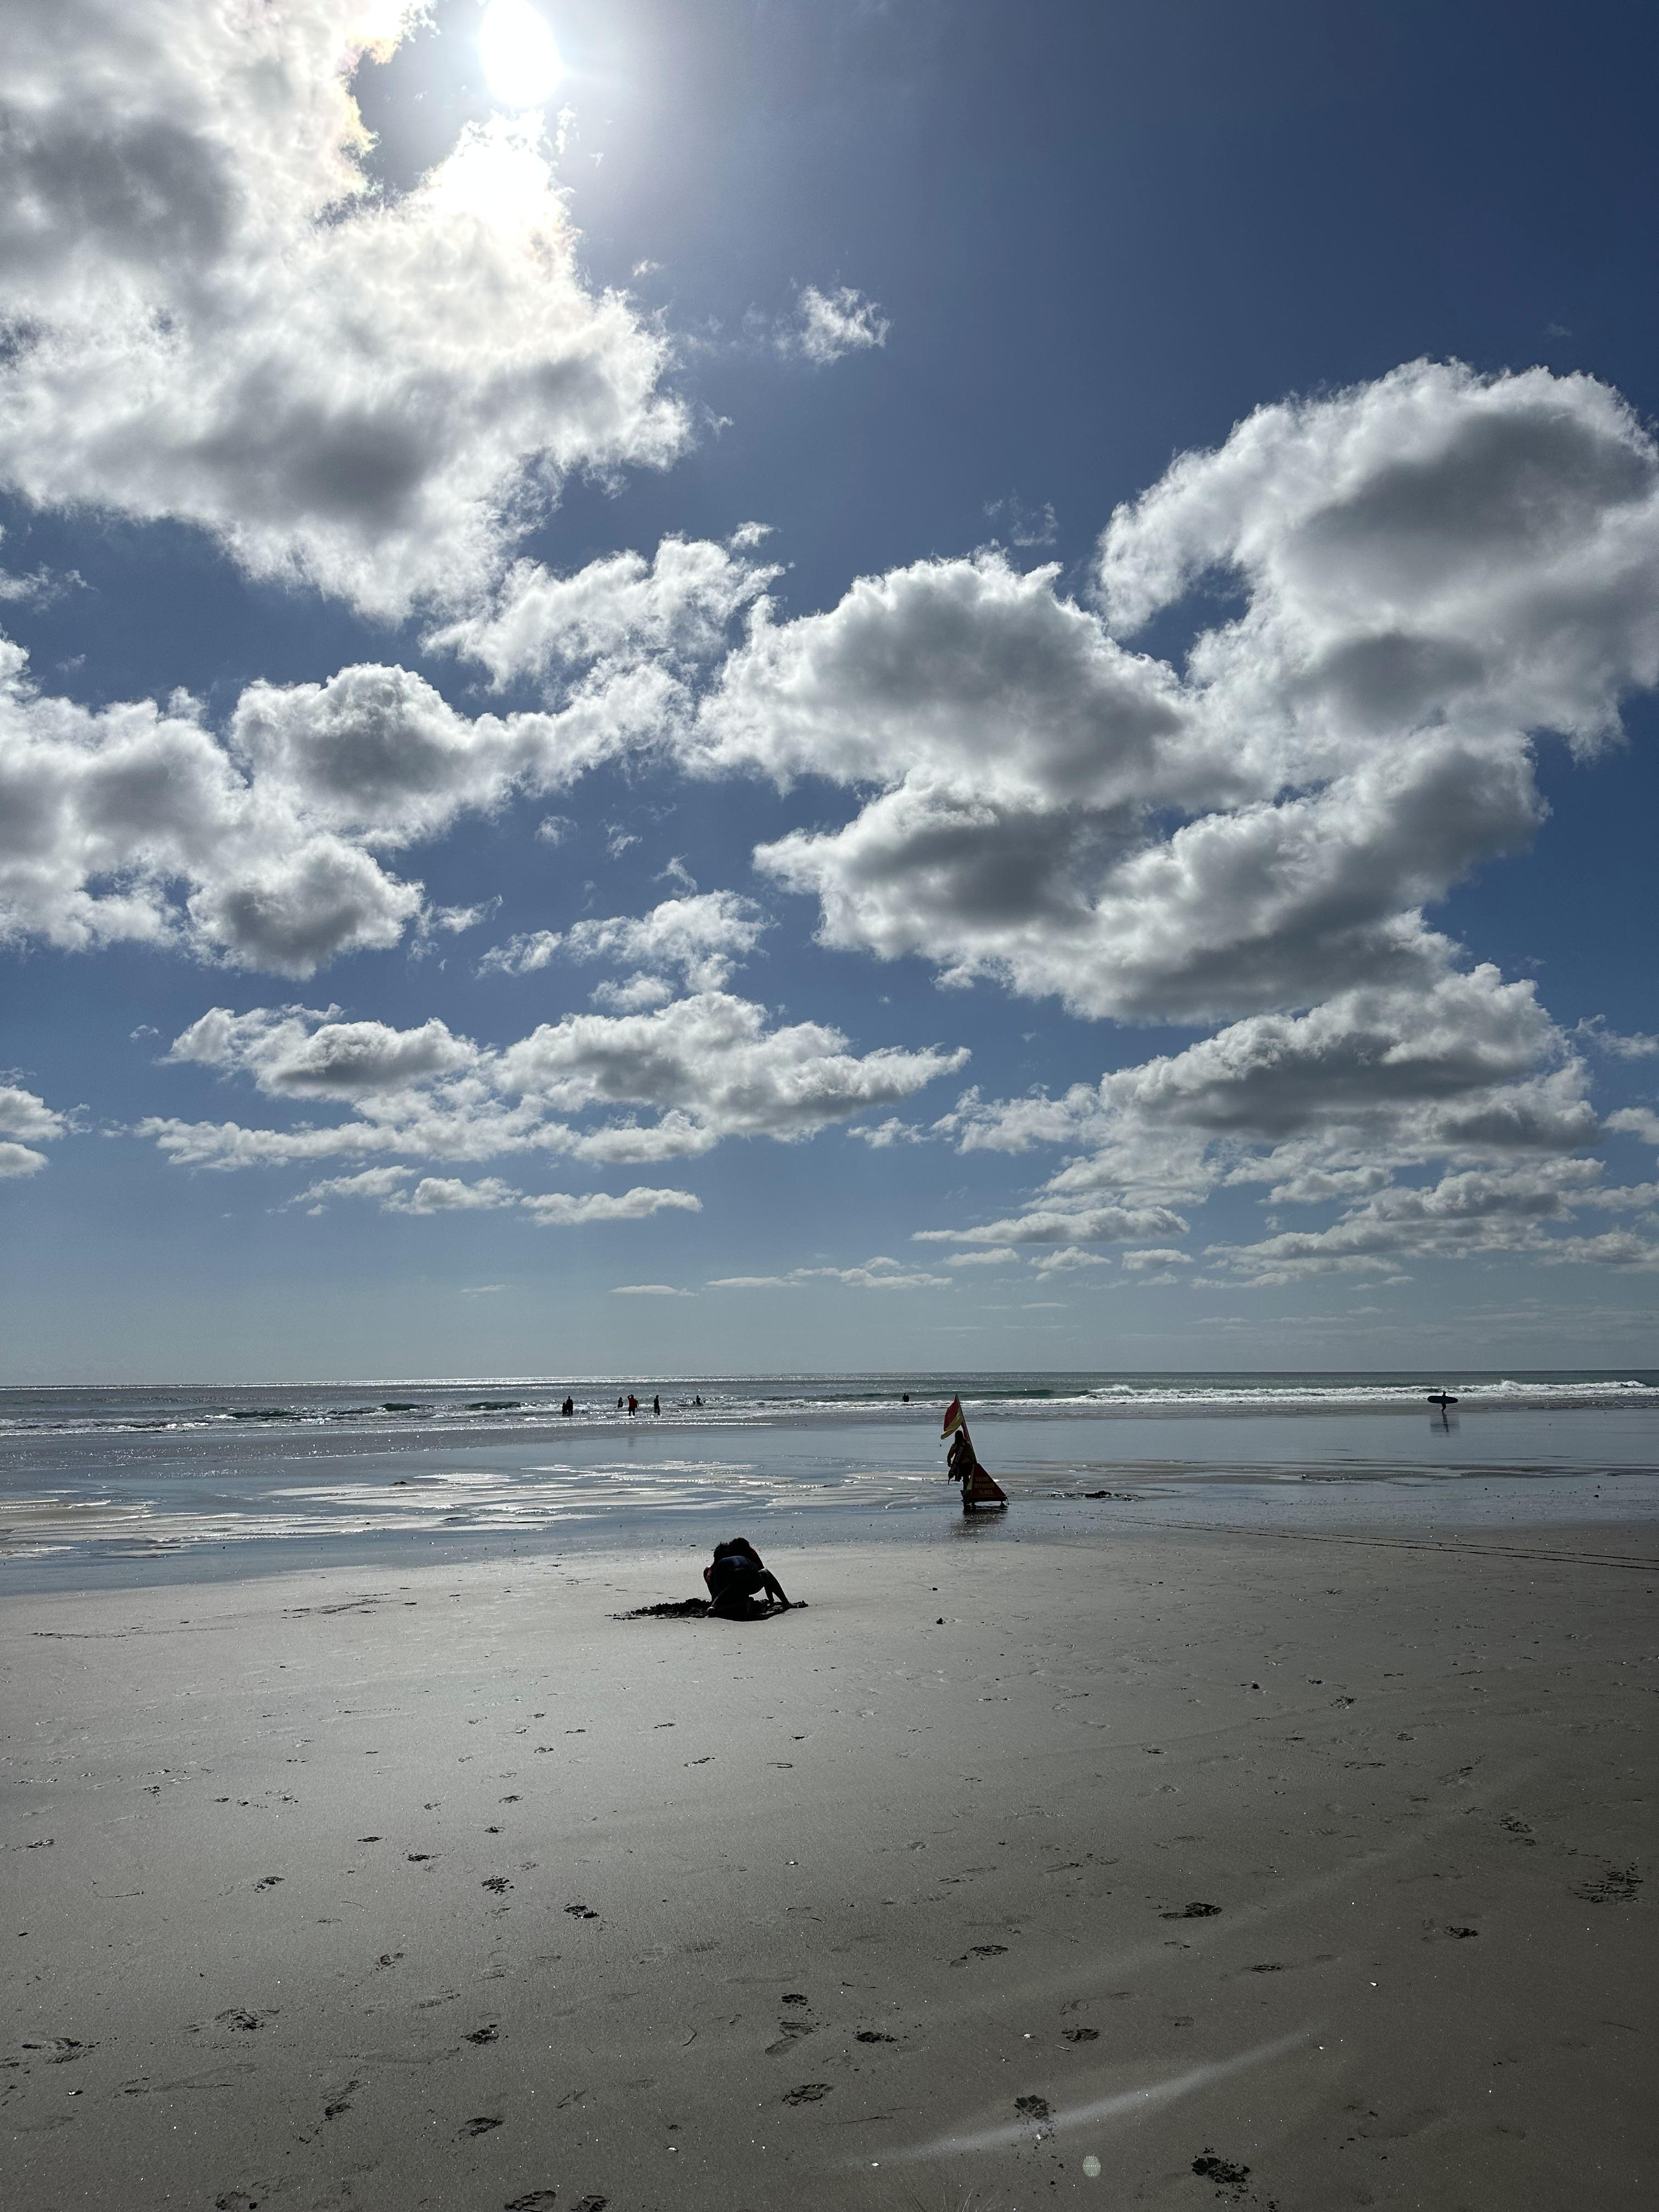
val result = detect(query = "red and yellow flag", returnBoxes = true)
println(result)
[941,1396,965,1438]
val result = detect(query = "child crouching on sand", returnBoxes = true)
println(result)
[703,1538,791,1618]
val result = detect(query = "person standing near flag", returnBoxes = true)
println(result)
[940,1396,1008,1512]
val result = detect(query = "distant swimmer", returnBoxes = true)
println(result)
[628,1393,639,1415]
[562,1395,574,1417]
[693,1394,703,1407]
[652,1393,660,1417]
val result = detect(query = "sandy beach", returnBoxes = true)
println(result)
[4,1511,1655,2211]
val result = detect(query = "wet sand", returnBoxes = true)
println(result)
[3,1515,1655,2210]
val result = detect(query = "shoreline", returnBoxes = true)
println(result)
[5,1515,1655,2209]
[3,1447,1656,1600]
[7,1387,1655,1595]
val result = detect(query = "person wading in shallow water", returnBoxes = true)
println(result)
[703,1538,791,1618]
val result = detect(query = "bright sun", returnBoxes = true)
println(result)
[477,0,563,108]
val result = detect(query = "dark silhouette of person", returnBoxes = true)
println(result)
[694,1394,703,1407]
[617,1397,624,1410]
[562,1395,574,1417]
[628,1393,638,1415]
[652,1393,661,1416]
[703,1538,791,1618]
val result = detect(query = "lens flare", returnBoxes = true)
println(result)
[477,0,562,108]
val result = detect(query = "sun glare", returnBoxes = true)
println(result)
[477,0,563,108]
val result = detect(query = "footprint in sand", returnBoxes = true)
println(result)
[1161,1901,1221,1920]
[563,1903,598,1919]
[215,2193,262,2210]
[466,2025,499,2045]
[781,2083,831,2105]
[1062,2027,1098,2042]
[215,2009,264,2033]
[461,2115,503,2136]
[323,2079,359,2120]
[253,1875,283,1891]
[503,2195,558,2210]
[482,1877,512,1894]
[1014,2095,1051,2120]
[1575,1864,1641,1904]
[951,1944,1008,1965]
[855,2029,897,2044]
[21,2038,92,2063]
[1192,2151,1252,2199]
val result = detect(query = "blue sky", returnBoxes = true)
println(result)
[3,0,1658,1380]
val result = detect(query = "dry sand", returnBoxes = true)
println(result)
[3,1515,1655,2211]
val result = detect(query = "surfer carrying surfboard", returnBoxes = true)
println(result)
[1427,1388,1458,1426]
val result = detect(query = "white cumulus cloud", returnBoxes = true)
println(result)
[929,966,1605,1269]
[294,1162,697,1225]
[0,625,694,973]
[167,1005,476,1096]
[692,364,1659,1031]
[1206,1160,1659,1283]
[388,1174,521,1215]
[428,532,777,689]
[139,991,968,1180]
[521,1185,701,1226]
[915,1202,1187,1248]
[672,363,1659,1276]
[0,1,687,617]
[480,891,770,994]
[0,1080,72,1175]
[561,891,770,993]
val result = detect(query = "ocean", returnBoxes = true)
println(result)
[3,1369,1656,1591]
